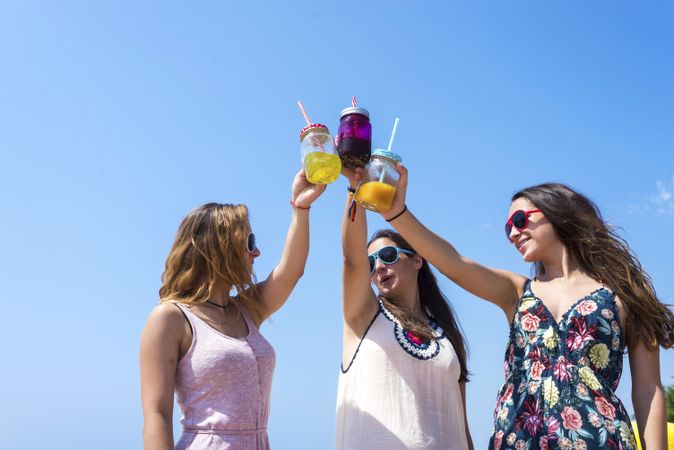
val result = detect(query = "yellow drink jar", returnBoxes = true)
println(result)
[299,123,341,185]
[353,148,402,213]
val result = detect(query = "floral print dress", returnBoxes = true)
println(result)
[489,280,637,450]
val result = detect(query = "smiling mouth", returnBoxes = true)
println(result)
[517,238,530,251]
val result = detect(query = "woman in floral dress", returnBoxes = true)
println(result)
[377,166,673,450]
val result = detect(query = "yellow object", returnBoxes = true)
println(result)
[354,181,397,212]
[631,421,674,449]
[303,151,341,184]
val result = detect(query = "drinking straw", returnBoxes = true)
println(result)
[352,96,357,108]
[297,100,326,152]
[297,100,311,125]
[379,117,401,182]
[387,117,400,152]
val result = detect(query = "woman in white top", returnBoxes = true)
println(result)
[336,169,473,450]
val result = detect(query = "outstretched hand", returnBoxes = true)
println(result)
[291,169,326,209]
[381,162,408,220]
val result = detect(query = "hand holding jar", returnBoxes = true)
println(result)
[353,117,404,214]
[353,149,402,213]
[379,162,408,221]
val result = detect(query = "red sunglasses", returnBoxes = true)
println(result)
[504,209,541,239]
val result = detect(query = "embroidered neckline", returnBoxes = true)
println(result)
[378,298,446,360]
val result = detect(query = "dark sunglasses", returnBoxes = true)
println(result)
[368,245,415,275]
[504,209,541,240]
[246,232,257,253]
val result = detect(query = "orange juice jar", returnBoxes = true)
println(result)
[353,149,402,213]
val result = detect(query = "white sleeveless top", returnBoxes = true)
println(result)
[336,299,469,450]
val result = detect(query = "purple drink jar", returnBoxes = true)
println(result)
[337,106,371,168]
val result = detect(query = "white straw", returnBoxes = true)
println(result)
[387,117,400,152]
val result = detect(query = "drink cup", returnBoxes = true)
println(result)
[299,123,341,185]
[337,106,371,169]
[353,149,401,212]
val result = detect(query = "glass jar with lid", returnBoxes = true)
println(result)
[353,148,402,212]
[336,106,371,169]
[299,123,341,185]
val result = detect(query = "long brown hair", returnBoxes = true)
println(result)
[513,183,674,350]
[159,203,264,323]
[369,229,470,382]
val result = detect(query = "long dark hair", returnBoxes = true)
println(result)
[368,229,470,382]
[513,183,674,350]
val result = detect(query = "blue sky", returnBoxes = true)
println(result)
[1,1,673,449]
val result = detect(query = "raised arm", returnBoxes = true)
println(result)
[341,168,378,334]
[256,169,325,323]
[629,342,668,449]
[381,163,525,316]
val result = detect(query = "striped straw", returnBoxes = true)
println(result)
[352,96,357,108]
[297,100,311,125]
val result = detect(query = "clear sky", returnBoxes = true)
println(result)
[1,1,673,449]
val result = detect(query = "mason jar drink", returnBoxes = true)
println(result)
[353,149,402,212]
[299,123,341,185]
[337,107,371,169]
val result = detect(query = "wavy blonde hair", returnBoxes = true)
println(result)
[159,203,264,323]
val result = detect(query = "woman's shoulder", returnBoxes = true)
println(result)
[145,302,190,333]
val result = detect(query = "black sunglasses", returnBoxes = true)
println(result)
[246,232,257,253]
[504,209,541,240]
[368,245,415,275]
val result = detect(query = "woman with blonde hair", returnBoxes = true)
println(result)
[140,170,324,450]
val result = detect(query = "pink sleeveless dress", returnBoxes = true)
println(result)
[174,304,275,450]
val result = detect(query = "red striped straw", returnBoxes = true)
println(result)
[352,96,357,108]
[297,100,326,152]
[297,100,311,125]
